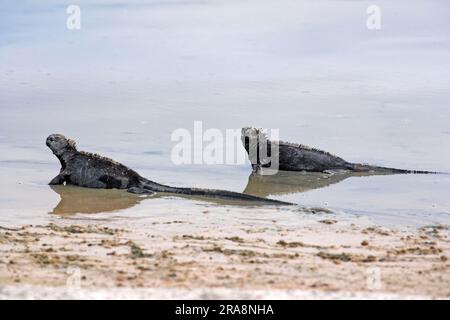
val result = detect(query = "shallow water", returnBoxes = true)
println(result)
[1,0,450,228]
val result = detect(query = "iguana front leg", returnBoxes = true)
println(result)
[49,174,65,185]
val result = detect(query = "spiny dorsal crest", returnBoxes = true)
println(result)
[241,126,338,158]
[78,150,121,166]
[67,139,77,150]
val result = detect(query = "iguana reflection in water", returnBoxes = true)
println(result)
[50,185,145,215]
[50,184,281,215]
[243,170,393,198]
[50,171,395,214]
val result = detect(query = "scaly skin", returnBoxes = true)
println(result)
[46,134,291,205]
[241,127,438,174]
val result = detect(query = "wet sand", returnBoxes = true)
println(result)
[1,210,449,299]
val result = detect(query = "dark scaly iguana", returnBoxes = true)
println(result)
[46,134,291,205]
[241,127,439,174]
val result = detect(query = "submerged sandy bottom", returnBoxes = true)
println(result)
[1,206,449,299]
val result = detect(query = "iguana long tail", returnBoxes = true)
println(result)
[139,179,293,205]
[349,163,439,174]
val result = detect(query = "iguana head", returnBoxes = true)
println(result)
[46,134,77,156]
[241,127,272,173]
[241,126,268,154]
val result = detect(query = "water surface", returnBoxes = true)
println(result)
[1,0,450,228]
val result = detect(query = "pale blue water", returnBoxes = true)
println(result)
[1,0,450,227]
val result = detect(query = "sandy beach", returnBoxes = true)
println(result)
[1,205,449,299]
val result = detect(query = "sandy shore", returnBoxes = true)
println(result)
[1,212,449,299]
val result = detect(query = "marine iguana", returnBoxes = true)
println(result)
[241,127,438,174]
[46,134,291,205]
